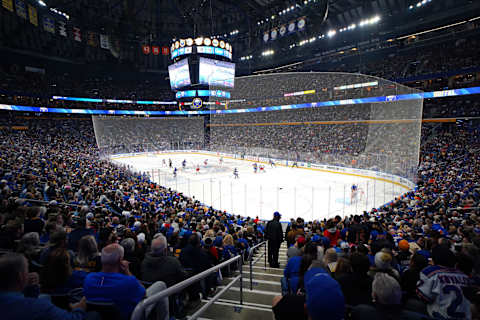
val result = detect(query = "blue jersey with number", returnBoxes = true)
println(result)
[417,265,471,320]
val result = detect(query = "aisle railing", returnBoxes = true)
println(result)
[247,241,268,290]
[130,254,243,320]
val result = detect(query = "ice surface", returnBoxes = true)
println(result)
[112,152,408,221]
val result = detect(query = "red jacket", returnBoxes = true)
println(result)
[324,229,341,246]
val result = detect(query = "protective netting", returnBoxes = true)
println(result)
[91,72,423,218]
[92,116,204,157]
[208,72,423,182]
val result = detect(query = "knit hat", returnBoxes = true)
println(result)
[398,240,410,252]
[305,270,345,320]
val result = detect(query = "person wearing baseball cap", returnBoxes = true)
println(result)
[266,211,283,268]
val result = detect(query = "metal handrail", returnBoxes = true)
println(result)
[130,254,243,320]
[447,207,480,212]
[248,241,267,290]
[14,197,83,208]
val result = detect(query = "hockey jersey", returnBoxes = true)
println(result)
[417,265,471,320]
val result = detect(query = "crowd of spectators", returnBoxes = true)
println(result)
[210,103,421,179]
[0,113,479,319]
[0,116,267,319]
[273,120,480,320]
[92,116,205,156]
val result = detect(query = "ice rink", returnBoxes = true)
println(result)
[112,152,409,221]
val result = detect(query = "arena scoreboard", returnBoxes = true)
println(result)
[170,37,233,61]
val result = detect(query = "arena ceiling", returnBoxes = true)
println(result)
[39,0,477,64]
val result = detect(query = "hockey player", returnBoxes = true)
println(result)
[204,159,208,167]
[269,159,276,167]
[253,162,258,173]
[196,165,200,174]
[291,161,298,168]
[162,159,166,167]
[173,167,177,178]
[259,165,265,173]
[233,168,239,179]
[169,159,172,168]
[219,156,224,165]
[182,159,186,169]
[351,184,358,202]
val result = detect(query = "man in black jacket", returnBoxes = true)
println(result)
[141,234,187,287]
[266,211,283,268]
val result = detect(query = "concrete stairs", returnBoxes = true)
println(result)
[186,243,288,320]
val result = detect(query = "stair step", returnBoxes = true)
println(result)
[188,299,272,320]
[221,278,281,292]
[218,287,278,306]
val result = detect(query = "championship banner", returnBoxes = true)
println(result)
[43,16,55,33]
[287,21,296,34]
[27,4,37,26]
[263,32,269,43]
[297,17,306,30]
[87,31,98,47]
[151,46,159,55]
[14,0,26,19]
[161,46,169,56]
[73,27,81,42]
[57,20,67,37]
[279,25,287,37]
[100,34,109,49]
[2,0,13,12]
[142,45,150,55]
[270,28,278,41]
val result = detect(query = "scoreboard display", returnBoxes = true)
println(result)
[198,57,235,88]
[168,58,191,89]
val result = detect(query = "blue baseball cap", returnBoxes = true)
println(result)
[274,211,281,218]
[305,270,345,320]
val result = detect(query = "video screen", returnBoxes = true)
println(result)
[168,58,191,89]
[199,57,235,88]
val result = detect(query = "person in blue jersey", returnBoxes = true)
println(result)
[0,253,90,320]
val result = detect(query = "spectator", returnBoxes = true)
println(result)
[0,252,89,320]
[287,236,305,259]
[74,235,102,273]
[17,232,42,265]
[417,245,472,320]
[120,237,141,278]
[336,253,373,306]
[400,252,428,301]
[40,247,86,294]
[352,273,426,319]
[324,220,341,247]
[83,243,145,319]
[141,234,186,287]
[266,211,283,268]
[68,216,94,252]
[23,207,45,235]
[304,268,345,320]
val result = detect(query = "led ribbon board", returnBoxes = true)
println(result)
[1,86,479,115]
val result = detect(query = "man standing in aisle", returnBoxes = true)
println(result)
[266,211,283,268]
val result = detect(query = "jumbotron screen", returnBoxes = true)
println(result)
[199,57,235,88]
[168,58,191,90]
